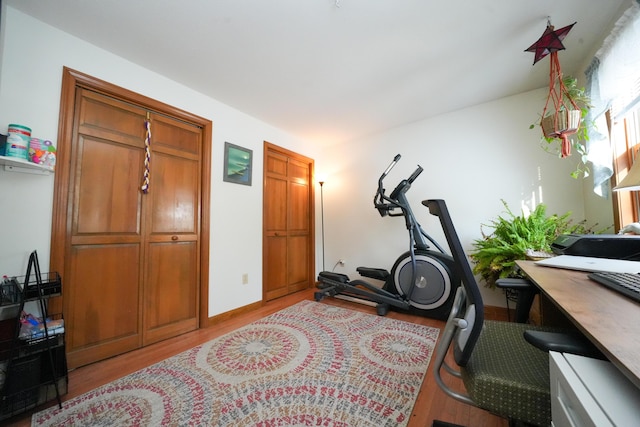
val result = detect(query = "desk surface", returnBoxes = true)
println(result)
[517,260,640,389]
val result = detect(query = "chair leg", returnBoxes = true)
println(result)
[514,286,537,323]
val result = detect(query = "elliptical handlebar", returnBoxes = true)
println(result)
[374,155,400,216]
[407,165,424,184]
[382,154,402,176]
[374,154,423,217]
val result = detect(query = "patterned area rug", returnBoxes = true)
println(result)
[32,300,439,426]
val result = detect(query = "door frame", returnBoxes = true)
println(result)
[50,67,212,328]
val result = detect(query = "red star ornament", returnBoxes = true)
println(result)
[525,22,576,65]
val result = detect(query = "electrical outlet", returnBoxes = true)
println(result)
[338,259,346,266]
[242,273,249,285]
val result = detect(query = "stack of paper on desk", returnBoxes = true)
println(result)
[535,255,640,273]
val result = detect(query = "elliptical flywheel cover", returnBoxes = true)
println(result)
[392,253,452,310]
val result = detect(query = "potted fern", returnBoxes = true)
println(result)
[470,200,596,288]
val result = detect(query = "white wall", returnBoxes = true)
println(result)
[317,89,591,306]
[0,6,319,316]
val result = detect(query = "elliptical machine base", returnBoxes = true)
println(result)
[316,250,457,320]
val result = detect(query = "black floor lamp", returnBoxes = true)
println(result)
[319,180,325,271]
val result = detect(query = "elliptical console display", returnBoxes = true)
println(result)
[316,154,458,319]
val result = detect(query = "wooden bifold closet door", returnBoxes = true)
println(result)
[52,70,209,369]
[263,143,315,301]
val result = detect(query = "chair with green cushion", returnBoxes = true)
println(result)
[423,199,599,427]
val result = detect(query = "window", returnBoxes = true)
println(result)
[612,106,640,230]
[584,1,640,231]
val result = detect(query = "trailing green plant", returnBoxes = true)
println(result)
[530,75,594,179]
[470,200,600,288]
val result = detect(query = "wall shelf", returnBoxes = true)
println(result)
[0,155,53,175]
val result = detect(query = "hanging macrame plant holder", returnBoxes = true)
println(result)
[525,21,580,158]
[540,51,581,157]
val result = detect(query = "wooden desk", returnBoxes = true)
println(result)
[517,260,640,389]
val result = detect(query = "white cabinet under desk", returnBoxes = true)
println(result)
[550,351,640,426]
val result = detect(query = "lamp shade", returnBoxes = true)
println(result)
[614,159,640,191]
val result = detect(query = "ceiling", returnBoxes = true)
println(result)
[5,0,628,147]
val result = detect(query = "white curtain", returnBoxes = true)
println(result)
[585,0,640,197]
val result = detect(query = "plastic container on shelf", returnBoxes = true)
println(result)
[5,124,31,160]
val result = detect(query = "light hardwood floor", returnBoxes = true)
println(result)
[7,289,508,427]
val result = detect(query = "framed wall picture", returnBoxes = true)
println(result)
[223,142,253,186]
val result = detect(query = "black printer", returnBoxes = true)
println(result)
[551,234,640,261]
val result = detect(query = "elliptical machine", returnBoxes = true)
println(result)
[315,154,458,319]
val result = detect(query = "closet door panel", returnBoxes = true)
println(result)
[264,165,289,300]
[144,241,198,345]
[74,136,142,235]
[152,114,201,155]
[148,152,199,233]
[265,236,288,300]
[289,180,309,232]
[287,159,310,293]
[65,88,146,368]
[288,234,310,292]
[265,176,288,231]
[66,244,141,368]
[77,90,146,146]
[142,113,201,345]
